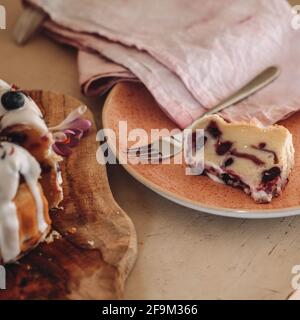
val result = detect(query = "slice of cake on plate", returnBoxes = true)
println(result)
[189,114,294,203]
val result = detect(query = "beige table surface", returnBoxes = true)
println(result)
[1,0,300,300]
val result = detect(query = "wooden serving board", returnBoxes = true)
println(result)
[0,91,137,300]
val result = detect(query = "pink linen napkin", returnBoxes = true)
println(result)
[78,51,138,97]
[26,0,300,128]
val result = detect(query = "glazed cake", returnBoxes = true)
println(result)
[0,142,51,264]
[0,80,63,208]
[0,79,60,264]
[189,114,294,203]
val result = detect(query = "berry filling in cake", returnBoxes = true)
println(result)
[188,114,294,203]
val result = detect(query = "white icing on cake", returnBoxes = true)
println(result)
[0,142,47,263]
[0,79,10,90]
[0,80,48,134]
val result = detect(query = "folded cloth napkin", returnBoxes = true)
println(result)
[78,51,138,97]
[26,0,300,128]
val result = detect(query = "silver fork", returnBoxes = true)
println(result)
[127,66,281,161]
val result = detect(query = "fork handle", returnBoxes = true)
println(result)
[13,7,47,45]
[187,66,280,130]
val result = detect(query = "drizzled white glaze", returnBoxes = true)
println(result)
[0,80,48,134]
[0,79,10,90]
[0,142,47,263]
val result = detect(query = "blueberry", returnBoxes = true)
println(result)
[261,167,281,183]
[224,157,234,167]
[216,141,233,155]
[221,173,231,184]
[221,173,239,185]
[1,91,25,110]
[259,142,266,149]
[207,121,222,138]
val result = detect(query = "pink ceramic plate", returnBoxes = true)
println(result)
[103,82,300,219]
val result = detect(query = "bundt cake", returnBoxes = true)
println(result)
[0,80,60,264]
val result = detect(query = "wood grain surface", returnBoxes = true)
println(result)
[0,91,137,300]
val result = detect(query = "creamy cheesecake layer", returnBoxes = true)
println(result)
[190,115,294,203]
